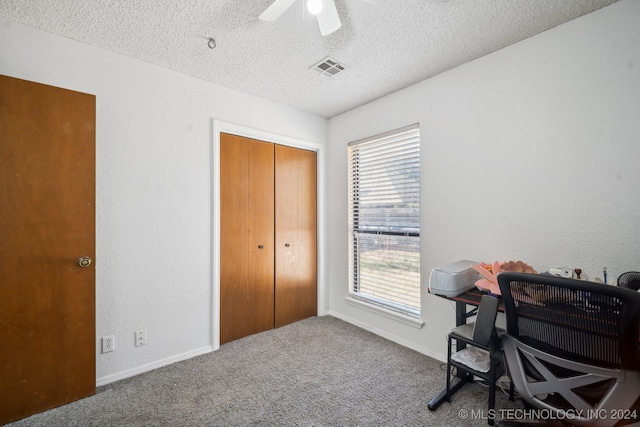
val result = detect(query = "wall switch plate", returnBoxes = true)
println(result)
[102,335,115,353]
[135,330,147,347]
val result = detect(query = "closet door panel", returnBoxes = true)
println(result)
[220,133,275,344]
[275,145,317,328]
[246,138,275,335]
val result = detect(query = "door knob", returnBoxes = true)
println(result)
[78,256,92,268]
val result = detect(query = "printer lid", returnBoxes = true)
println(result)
[436,259,477,274]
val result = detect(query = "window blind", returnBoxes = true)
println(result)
[348,124,420,316]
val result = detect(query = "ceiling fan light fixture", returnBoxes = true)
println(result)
[260,0,346,36]
[307,0,322,15]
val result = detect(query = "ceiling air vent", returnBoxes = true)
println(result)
[310,57,346,77]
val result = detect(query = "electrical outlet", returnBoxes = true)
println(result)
[135,330,147,347]
[102,335,115,353]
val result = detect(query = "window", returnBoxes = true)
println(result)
[348,124,421,317]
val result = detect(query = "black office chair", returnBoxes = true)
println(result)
[496,272,640,427]
[446,294,511,425]
[618,271,640,291]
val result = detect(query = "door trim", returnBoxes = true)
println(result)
[211,120,325,350]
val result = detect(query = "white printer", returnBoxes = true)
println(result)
[428,260,480,297]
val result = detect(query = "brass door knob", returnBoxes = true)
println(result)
[78,256,92,268]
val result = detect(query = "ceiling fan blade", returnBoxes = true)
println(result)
[259,0,298,22]
[316,0,341,36]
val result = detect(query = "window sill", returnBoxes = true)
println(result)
[345,296,425,329]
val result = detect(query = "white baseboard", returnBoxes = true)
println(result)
[326,309,446,363]
[96,345,214,387]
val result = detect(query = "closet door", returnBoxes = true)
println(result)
[220,133,275,344]
[275,145,317,327]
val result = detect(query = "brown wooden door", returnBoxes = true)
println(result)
[220,133,275,344]
[275,145,317,328]
[0,75,96,424]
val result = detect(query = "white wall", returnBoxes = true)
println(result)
[326,0,640,361]
[0,18,327,384]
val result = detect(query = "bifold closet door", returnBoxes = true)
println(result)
[220,133,275,345]
[275,145,317,328]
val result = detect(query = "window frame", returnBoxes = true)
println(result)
[347,124,421,318]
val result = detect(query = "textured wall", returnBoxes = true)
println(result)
[0,18,327,383]
[327,0,640,361]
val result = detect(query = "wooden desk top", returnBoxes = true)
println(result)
[448,287,504,310]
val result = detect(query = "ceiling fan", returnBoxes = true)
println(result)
[259,0,374,37]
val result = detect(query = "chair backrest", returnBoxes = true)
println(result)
[497,273,640,425]
[497,272,640,371]
[471,294,500,346]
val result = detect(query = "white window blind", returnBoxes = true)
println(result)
[348,124,421,316]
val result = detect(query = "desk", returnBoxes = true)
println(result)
[427,288,503,411]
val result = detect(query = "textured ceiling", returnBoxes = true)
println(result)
[0,0,620,117]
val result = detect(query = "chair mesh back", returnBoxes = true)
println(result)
[498,273,640,371]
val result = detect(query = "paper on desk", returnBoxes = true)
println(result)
[451,347,490,373]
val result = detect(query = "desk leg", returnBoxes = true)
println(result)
[427,375,471,410]
[455,299,467,326]
[428,300,473,411]
[455,300,467,359]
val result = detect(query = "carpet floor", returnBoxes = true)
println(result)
[7,315,522,426]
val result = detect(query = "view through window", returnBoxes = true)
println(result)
[347,124,421,316]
